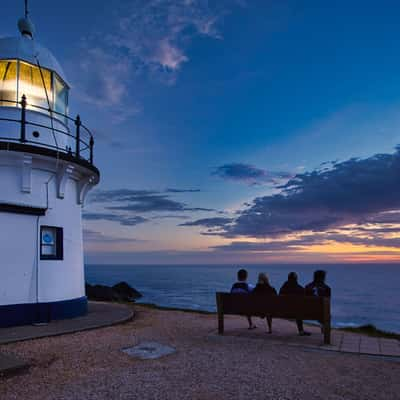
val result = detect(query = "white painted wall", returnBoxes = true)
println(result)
[0,154,48,207]
[0,212,38,304]
[0,150,97,306]
[38,177,85,302]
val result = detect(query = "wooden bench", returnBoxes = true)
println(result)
[216,292,331,344]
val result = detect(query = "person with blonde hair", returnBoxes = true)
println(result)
[253,273,277,333]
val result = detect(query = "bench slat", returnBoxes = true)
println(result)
[219,293,324,319]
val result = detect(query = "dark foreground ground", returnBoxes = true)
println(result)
[0,305,399,400]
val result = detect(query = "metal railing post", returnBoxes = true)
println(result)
[20,95,27,143]
[89,136,94,164]
[75,115,81,158]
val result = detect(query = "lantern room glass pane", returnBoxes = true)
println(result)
[0,60,17,106]
[54,74,68,116]
[18,61,52,110]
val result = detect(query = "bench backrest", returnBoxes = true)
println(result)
[216,292,330,321]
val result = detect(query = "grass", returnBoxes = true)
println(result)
[340,324,399,341]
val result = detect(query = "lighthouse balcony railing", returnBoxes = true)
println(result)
[0,96,94,165]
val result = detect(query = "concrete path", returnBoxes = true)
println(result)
[217,315,400,357]
[0,353,29,377]
[0,302,133,377]
[0,301,134,345]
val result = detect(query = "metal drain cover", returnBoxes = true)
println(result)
[122,342,176,360]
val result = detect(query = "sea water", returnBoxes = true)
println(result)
[85,263,400,333]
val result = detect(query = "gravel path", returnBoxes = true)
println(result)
[1,305,399,400]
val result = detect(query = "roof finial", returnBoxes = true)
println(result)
[18,0,35,39]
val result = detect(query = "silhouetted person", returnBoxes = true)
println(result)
[279,272,311,336]
[306,270,331,298]
[231,268,256,329]
[306,270,331,333]
[253,273,277,333]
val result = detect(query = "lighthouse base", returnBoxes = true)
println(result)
[0,296,88,328]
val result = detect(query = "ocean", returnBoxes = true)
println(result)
[85,263,400,333]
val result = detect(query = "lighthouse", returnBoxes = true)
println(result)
[0,4,99,327]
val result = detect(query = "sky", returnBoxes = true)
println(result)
[4,0,400,264]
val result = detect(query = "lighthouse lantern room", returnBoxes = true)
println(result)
[0,3,100,327]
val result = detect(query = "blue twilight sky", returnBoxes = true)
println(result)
[4,1,400,264]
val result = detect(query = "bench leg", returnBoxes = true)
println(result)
[218,312,224,334]
[216,293,224,334]
[324,321,331,345]
[323,298,331,345]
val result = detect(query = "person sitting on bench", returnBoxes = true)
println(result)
[279,272,311,336]
[253,273,277,334]
[306,270,331,332]
[306,270,331,298]
[231,268,256,329]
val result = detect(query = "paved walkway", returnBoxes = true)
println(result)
[0,302,134,377]
[217,315,400,357]
[0,301,134,345]
[0,352,29,377]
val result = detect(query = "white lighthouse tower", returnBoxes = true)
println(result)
[0,4,99,327]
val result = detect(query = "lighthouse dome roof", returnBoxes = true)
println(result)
[0,36,68,84]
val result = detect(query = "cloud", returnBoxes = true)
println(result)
[212,163,292,185]
[85,188,217,227]
[83,229,141,243]
[179,217,233,227]
[165,188,201,193]
[366,211,400,224]
[89,188,202,202]
[320,232,400,248]
[150,38,189,71]
[152,215,190,220]
[89,189,159,203]
[213,236,322,252]
[74,45,141,124]
[109,0,224,72]
[330,223,400,234]
[78,47,130,107]
[107,198,214,213]
[224,147,400,238]
[83,212,148,226]
[212,227,400,253]
[91,189,210,213]
[74,0,241,122]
